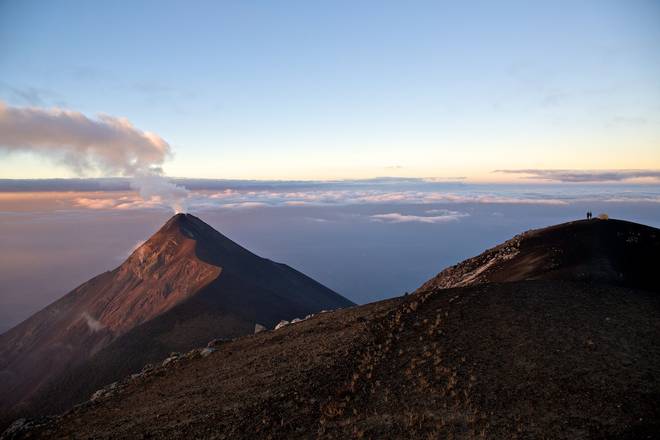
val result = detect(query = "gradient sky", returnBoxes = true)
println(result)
[1,0,659,180]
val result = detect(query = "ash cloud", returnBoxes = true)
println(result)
[0,101,188,212]
[131,174,188,213]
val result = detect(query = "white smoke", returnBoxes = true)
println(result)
[81,312,105,332]
[131,173,188,213]
[0,101,188,212]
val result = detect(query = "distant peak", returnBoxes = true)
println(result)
[127,213,253,271]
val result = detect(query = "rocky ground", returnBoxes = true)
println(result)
[5,279,659,439]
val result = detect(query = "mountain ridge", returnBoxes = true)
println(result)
[418,218,660,292]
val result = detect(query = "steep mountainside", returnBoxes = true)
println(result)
[0,214,352,421]
[5,218,658,439]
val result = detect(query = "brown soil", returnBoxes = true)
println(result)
[9,279,659,439]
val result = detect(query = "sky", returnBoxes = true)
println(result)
[1,0,659,180]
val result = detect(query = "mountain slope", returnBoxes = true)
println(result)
[6,218,659,439]
[0,213,352,419]
[8,280,659,439]
[418,218,660,292]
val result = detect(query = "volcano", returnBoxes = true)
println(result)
[0,214,353,420]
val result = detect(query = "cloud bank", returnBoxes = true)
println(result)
[2,177,659,214]
[495,169,660,183]
[371,210,469,224]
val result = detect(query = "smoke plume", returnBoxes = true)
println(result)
[0,100,188,212]
[131,173,188,213]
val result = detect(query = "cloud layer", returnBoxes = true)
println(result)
[371,210,469,224]
[2,177,660,214]
[496,169,660,183]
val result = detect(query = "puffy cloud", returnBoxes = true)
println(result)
[0,101,170,175]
